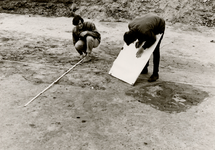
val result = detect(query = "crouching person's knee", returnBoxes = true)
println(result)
[75,40,85,51]
[86,36,99,48]
[86,36,94,43]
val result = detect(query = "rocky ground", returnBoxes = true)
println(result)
[0,12,215,149]
[0,0,215,26]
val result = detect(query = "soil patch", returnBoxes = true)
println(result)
[126,82,209,113]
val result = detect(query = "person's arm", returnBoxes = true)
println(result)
[80,22,100,39]
[136,47,144,58]
[136,34,145,58]
[136,31,156,58]
[142,30,156,49]
[72,28,79,45]
[135,31,145,48]
[135,39,144,48]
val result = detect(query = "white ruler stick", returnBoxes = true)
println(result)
[24,57,85,107]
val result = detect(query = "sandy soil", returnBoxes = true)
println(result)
[0,13,215,150]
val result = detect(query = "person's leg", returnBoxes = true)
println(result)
[152,42,160,75]
[84,36,100,61]
[75,40,86,56]
[86,36,99,54]
[93,38,100,48]
[148,33,164,82]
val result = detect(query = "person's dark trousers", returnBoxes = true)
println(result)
[142,33,164,75]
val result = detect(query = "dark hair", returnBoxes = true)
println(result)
[123,30,137,45]
[72,15,84,25]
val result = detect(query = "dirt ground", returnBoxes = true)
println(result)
[0,13,215,150]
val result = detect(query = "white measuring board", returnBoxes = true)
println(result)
[109,34,162,85]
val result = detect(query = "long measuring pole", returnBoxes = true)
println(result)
[24,58,85,107]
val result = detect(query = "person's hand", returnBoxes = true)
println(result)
[135,41,140,48]
[80,31,88,37]
[79,54,85,59]
[86,51,91,55]
[136,48,144,58]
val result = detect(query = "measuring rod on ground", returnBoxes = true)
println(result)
[24,57,85,107]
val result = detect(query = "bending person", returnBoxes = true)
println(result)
[124,13,165,82]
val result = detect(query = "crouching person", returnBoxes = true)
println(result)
[72,15,101,62]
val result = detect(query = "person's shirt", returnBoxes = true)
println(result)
[128,14,165,49]
[72,21,100,45]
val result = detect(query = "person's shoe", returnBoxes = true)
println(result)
[148,73,159,82]
[141,68,148,74]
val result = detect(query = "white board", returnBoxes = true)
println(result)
[109,34,162,85]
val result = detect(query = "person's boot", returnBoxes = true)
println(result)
[141,68,148,74]
[148,73,159,82]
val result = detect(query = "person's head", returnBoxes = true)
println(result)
[123,30,137,45]
[72,15,84,30]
